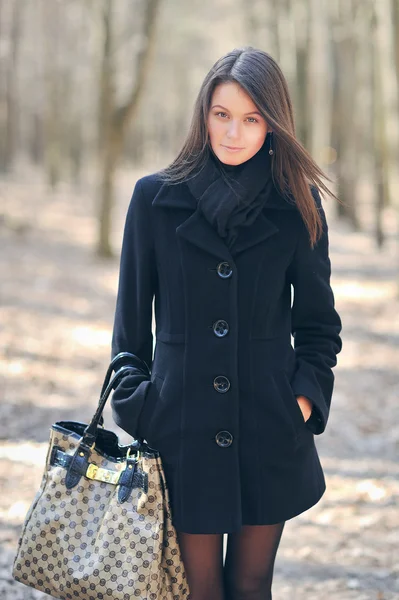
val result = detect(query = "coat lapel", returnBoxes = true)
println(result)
[152,179,296,260]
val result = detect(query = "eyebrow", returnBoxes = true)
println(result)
[211,104,263,117]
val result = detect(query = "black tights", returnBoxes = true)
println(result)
[176,522,285,600]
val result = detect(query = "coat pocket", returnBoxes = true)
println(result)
[137,374,165,442]
[276,369,307,435]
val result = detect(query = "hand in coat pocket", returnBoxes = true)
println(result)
[295,395,313,422]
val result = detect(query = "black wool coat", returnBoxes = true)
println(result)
[110,172,343,534]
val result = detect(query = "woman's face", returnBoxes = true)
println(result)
[207,81,270,166]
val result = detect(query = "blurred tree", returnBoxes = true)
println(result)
[372,0,399,248]
[2,0,22,174]
[307,0,332,165]
[331,0,359,227]
[42,0,64,190]
[97,0,161,257]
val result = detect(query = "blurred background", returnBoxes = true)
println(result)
[0,0,398,598]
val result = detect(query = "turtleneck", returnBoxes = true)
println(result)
[209,143,270,180]
[210,151,247,177]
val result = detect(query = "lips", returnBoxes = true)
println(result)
[223,145,243,150]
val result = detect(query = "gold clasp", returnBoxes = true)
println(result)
[86,463,121,485]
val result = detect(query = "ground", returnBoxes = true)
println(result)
[0,168,398,599]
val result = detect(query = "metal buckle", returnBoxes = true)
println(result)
[126,446,141,461]
[85,463,121,485]
[84,445,141,486]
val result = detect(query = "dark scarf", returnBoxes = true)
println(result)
[187,135,275,249]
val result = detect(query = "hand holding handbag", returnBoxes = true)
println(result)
[12,352,190,599]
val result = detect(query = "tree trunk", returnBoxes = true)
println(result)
[372,0,399,253]
[3,0,22,173]
[307,0,332,165]
[97,0,161,258]
[292,0,311,146]
[375,0,399,211]
[42,0,63,190]
[332,0,359,227]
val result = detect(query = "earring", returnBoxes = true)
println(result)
[268,132,274,156]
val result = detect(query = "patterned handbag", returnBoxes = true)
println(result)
[11,352,190,599]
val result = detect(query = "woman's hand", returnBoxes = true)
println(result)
[295,395,313,422]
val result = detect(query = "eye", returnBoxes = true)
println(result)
[214,111,259,123]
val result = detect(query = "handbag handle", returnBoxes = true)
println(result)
[81,352,151,447]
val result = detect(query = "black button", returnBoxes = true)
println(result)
[216,262,233,279]
[213,376,230,393]
[215,431,233,447]
[213,319,229,337]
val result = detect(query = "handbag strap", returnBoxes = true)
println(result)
[61,352,151,490]
[82,352,151,446]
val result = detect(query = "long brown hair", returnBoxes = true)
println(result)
[158,46,340,248]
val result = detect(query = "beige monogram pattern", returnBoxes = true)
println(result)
[12,427,190,599]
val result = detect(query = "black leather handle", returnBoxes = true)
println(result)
[81,352,151,446]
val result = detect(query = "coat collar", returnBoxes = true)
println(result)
[152,178,297,260]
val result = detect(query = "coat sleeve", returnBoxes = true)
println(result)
[110,178,157,439]
[287,185,343,435]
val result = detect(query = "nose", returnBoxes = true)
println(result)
[226,119,241,140]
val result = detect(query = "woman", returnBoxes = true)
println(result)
[110,47,343,600]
